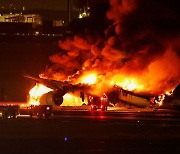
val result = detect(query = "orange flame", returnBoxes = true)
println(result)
[28,84,87,106]
[77,71,98,85]
[165,89,174,96]
[81,74,97,84]
[155,94,165,106]
[62,92,88,106]
[155,88,175,106]
[110,76,144,92]
[40,0,180,102]
[28,83,53,105]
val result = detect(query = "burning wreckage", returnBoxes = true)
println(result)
[25,75,179,113]
[25,0,180,116]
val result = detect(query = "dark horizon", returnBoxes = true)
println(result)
[0,0,68,11]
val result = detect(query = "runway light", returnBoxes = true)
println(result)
[64,137,68,142]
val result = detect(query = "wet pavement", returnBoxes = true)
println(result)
[0,109,180,154]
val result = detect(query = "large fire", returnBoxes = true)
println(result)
[62,93,88,106]
[28,83,53,105]
[28,0,180,107]
[110,76,144,92]
[28,74,93,106]
[80,73,97,84]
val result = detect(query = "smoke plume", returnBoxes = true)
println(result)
[41,0,180,95]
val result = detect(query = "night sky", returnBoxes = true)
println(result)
[0,0,73,102]
[0,40,60,101]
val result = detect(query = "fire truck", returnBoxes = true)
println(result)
[0,105,20,119]
[89,94,109,111]
[29,105,53,118]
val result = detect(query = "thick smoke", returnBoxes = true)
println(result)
[42,0,180,95]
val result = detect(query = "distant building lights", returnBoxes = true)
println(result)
[78,12,87,19]
[35,31,40,36]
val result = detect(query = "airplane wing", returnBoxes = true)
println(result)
[24,75,70,91]
[24,75,90,105]
[24,75,90,95]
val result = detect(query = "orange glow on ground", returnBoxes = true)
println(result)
[28,83,53,105]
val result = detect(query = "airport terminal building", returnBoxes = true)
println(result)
[0,13,65,36]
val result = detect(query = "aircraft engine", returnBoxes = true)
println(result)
[40,91,63,106]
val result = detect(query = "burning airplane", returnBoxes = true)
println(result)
[26,0,180,109]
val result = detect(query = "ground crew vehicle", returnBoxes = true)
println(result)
[0,105,20,119]
[29,105,53,118]
[89,94,109,111]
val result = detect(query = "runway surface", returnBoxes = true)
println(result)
[0,108,180,154]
